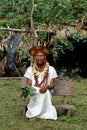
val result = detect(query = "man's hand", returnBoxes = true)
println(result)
[39,85,48,93]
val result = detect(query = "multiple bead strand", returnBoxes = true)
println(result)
[32,62,49,87]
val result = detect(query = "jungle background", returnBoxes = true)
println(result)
[0,0,87,77]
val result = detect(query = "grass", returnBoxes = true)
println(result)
[0,77,87,130]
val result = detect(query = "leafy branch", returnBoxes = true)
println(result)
[20,86,36,98]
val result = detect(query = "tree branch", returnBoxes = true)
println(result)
[0,28,31,33]
[30,0,38,46]
[31,0,34,28]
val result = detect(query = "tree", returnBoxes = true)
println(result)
[0,0,87,57]
[0,0,87,28]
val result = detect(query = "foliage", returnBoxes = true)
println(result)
[16,48,31,66]
[51,29,87,57]
[66,29,87,42]
[0,0,32,28]
[51,37,74,57]
[0,0,87,61]
[20,86,36,98]
[38,32,47,43]
[0,0,87,28]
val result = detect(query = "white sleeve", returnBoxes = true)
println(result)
[49,66,58,79]
[24,66,32,79]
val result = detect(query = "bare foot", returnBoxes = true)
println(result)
[29,117,36,121]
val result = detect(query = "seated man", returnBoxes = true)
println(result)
[24,46,58,121]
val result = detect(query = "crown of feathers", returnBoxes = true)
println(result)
[29,41,49,56]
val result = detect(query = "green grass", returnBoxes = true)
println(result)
[0,77,87,130]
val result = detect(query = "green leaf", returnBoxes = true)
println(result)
[20,86,36,98]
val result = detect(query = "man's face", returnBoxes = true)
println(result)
[34,52,46,64]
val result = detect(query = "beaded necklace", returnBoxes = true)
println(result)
[35,62,46,72]
[32,62,49,87]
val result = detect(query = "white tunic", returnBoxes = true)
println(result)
[24,65,58,120]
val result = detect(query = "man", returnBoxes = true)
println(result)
[24,46,58,121]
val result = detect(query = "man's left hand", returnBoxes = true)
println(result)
[39,85,48,93]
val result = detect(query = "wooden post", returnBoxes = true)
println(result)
[64,96,67,104]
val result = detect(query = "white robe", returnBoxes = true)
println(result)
[24,65,58,120]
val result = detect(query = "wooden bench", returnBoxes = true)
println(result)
[18,78,76,117]
[53,78,76,117]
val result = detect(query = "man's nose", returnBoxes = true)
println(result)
[38,56,42,58]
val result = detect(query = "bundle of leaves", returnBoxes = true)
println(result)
[20,86,36,98]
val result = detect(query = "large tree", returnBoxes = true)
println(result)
[0,0,87,28]
[0,0,87,57]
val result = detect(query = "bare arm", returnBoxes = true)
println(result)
[26,78,32,87]
[47,78,55,90]
[40,78,55,93]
